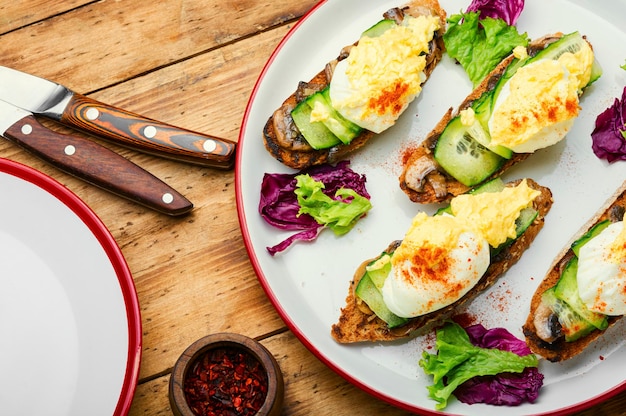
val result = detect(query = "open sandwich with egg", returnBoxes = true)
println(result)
[331,178,552,343]
[400,31,602,204]
[523,182,626,362]
[263,0,446,170]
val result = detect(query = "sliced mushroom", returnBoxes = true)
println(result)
[271,105,313,152]
[428,171,448,199]
[533,300,563,343]
[383,7,405,24]
[404,155,438,192]
[609,204,625,223]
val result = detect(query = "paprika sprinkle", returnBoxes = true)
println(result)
[183,347,269,416]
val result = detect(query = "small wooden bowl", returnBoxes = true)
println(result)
[169,333,284,416]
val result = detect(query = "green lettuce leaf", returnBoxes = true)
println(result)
[294,174,372,235]
[443,11,529,86]
[419,322,539,410]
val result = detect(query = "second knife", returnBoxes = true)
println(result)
[0,99,193,216]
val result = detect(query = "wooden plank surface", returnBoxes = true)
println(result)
[1,1,625,415]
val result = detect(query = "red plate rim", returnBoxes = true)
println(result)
[0,157,142,415]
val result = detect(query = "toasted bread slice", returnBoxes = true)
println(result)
[523,182,626,362]
[263,0,446,170]
[331,178,553,343]
[399,33,583,204]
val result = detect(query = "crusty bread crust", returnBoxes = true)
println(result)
[399,34,579,204]
[331,179,553,343]
[263,0,447,170]
[523,182,626,362]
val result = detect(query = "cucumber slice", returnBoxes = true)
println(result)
[490,56,527,109]
[471,177,506,194]
[515,207,538,237]
[466,93,513,159]
[434,116,504,187]
[466,119,513,159]
[305,88,362,144]
[541,287,596,342]
[291,101,342,149]
[532,32,588,62]
[554,257,609,331]
[362,19,396,38]
[571,220,610,257]
[365,253,392,290]
[355,271,408,328]
[589,58,603,86]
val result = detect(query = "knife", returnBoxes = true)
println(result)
[0,66,236,169]
[0,99,193,216]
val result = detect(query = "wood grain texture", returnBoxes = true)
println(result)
[1,1,625,415]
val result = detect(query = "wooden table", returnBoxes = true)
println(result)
[1,1,624,415]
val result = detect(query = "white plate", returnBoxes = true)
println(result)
[0,158,141,416]
[236,1,626,414]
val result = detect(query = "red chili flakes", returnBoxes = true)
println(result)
[184,347,268,416]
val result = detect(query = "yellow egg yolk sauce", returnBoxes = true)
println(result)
[489,59,580,150]
[337,15,440,120]
[450,179,540,248]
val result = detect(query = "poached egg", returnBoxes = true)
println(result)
[382,180,540,318]
[488,40,595,154]
[381,213,490,318]
[577,221,626,316]
[329,15,440,134]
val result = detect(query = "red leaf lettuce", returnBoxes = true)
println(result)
[453,323,544,406]
[259,161,371,255]
[591,86,626,163]
[466,0,526,26]
[419,322,543,410]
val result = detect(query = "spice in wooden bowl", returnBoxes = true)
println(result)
[169,333,284,416]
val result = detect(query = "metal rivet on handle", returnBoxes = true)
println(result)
[203,140,217,153]
[86,108,99,120]
[65,145,76,156]
[162,193,174,204]
[21,124,33,135]
[144,126,157,139]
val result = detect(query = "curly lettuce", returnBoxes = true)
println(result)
[259,161,371,255]
[419,322,543,410]
[443,10,528,87]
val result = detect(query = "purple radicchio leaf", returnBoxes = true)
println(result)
[259,161,370,255]
[591,86,626,163]
[453,369,544,406]
[466,0,526,25]
[455,324,544,406]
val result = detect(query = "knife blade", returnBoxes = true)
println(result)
[0,66,236,169]
[0,99,193,216]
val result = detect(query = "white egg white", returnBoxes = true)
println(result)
[577,221,626,316]
[488,59,578,154]
[330,59,425,133]
[381,231,490,318]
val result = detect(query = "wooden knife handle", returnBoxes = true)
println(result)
[4,114,193,216]
[61,94,236,169]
